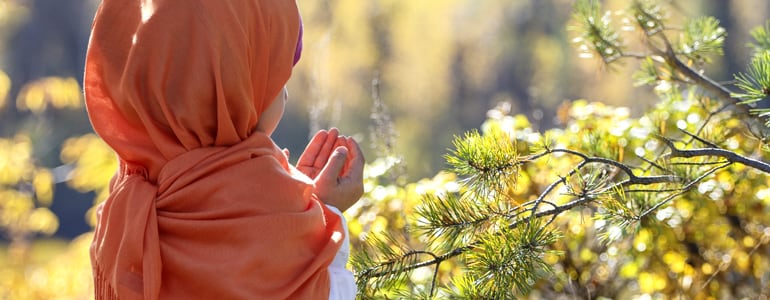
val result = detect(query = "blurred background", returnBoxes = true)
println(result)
[0,0,768,298]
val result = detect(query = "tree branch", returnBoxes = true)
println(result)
[657,136,770,173]
[549,148,681,185]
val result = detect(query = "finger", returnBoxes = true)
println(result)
[316,146,348,185]
[282,148,290,159]
[338,136,357,175]
[346,138,365,179]
[297,130,328,167]
[314,128,340,169]
[333,138,347,167]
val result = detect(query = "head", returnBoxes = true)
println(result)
[85,0,303,180]
[255,15,303,136]
[254,86,288,136]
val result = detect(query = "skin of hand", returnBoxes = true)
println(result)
[296,128,341,179]
[304,133,365,212]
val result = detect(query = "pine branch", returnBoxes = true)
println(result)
[655,36,749,114]
[355,129,770,295]
[638,161,731,218]
[547,148,680,185]
[649,28,770,129]
[656,135,770,172]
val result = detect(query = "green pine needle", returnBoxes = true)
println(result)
[414,193,491,252]
[352,232,419,294]
[571,0,625,63]
[595,188,643,244]
[679,16,726,63]
[463,221,561,298]
[445,129,521,197]
[633,57,660,86]
[748,20,770,54]
[630,0,666,36]
[733,52,770,106]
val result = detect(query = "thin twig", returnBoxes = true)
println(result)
[680,128,720,148]
[639,161,732,218]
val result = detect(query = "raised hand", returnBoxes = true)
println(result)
[296,128,340,179]
[313,136,365,212]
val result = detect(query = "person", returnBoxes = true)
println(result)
[83,0,364,299]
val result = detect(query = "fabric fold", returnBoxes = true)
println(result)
[91,132,345,299]
[85,0,344,298]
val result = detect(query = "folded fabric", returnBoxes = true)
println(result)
[84,0,344,298]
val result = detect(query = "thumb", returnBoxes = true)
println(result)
[316,147,348,184]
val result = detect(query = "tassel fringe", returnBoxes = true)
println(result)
[94,266,120,300]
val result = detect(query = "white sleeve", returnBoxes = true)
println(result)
[325,205,357,300]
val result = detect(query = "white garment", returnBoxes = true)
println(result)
[325,205,357,300]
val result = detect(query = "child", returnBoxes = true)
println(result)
[84,0,363,299]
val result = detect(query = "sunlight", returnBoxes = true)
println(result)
[141,0,155,23]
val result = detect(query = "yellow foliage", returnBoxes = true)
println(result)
[620,261,638,278]
[633,228,651,252]
[27,208,59,236]
[371,216,389,232]
[662,251,687,274]
[0,135,34,185]
[15,77,82,113]
[17,83,46,113]
[0,189,35,228]
[0,190,59,237]
[0,234,94,300]
[60,134,117,197]
[638,271,667,293]
[0,135,59,237]
[33,169,54,206]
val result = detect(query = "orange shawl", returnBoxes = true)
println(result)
[84,0,344,299]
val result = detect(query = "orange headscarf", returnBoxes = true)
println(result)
[84,0,344,299]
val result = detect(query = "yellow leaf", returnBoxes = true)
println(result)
[742,236,756,248]
[662,251,687,274]
[544,251,560,265]
[619,262,638,278]
[60,134,117,192]
[0,190,34,227]
[0,136,34,185]
[579,247,595,261]
[638,271,667,293]
[371,216,389,232]
[27,208,59,235]
[47,77,82,109]
[16,83,47,113]
[734,251,750,273]
[33,169,54,206]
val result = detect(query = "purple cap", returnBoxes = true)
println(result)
[293,17,303,66]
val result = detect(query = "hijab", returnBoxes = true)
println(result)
[84,0,343,298]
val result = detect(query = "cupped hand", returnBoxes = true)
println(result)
[313,136,365,212]
[296,128,340,179]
